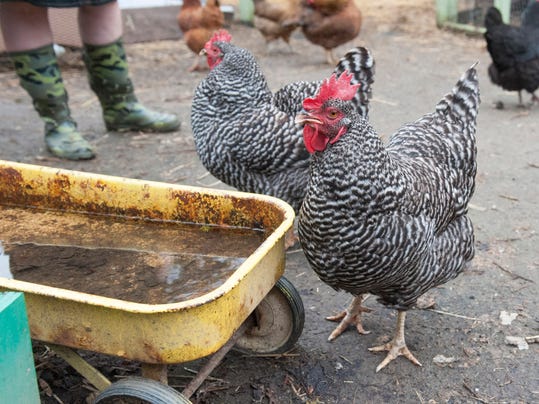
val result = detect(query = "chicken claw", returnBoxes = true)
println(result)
[368,311,422,372]
[284,228,299,249]
[326,294,372,341]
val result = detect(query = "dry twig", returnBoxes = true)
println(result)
[241,352,299,358]
[284,374,307,400]
[499,194,519,201]
[462,382,490,403]
[525,335,539,343]
[493,261,535,283]
[427,309,479,321]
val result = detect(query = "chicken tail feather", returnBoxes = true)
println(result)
[436,63,480,124]
[333,47,375,118]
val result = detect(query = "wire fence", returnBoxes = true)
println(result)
[436,0,534,34]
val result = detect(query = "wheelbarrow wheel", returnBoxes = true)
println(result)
[234,276,304,354]
[94,376,190,404]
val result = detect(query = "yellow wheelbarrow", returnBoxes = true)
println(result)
[0,160,304,403]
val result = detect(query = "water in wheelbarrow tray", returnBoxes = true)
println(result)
[0,205,268,304]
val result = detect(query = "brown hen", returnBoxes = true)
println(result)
[298,0,362,64]
[253,0,301,52]
[177,0,224,72]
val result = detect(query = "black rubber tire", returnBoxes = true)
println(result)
[234,276,305,354]
[93,377,190,404]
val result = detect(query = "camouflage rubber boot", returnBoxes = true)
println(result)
[9,45,95,160]
[83,40,180,133]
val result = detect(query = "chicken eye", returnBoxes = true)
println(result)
[327,110,339,120]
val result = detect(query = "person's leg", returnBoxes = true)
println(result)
[0,2,52,51]
[0,2,95,160]
[79,1,180,132]
[78,0,122,45]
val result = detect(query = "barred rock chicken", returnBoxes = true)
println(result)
[296,66,479,372]
[177,0,224,72]
[253,0,301,51]
[296,0,362,64]
[191,30,374,218]
[484,2,539,106]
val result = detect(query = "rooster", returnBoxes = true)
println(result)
[296,66,479,372]
[191,29,374,218]
[253,0,302,52]
[484,1,539,106]
[295,0,362,64]
[177,0,224,72]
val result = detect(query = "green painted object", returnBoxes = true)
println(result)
[435,0,458,27]
[0,292,40,403]
[493,0,511,23]
[238,0,254,24]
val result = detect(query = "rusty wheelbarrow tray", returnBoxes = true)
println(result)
[0,160,304,403]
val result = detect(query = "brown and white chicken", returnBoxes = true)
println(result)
[177,0,224,72]
[296,66,480,371]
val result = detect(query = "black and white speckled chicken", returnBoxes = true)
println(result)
[191,30,374,217]
[296,66,479,371]
[484,1,539,106]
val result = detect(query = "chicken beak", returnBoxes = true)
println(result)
[199,48,208,56]
[295,112,322,126]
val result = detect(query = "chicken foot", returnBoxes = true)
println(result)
[326,294,372,341]
[368,310,422,372]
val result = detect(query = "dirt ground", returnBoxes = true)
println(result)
[0,1,538,403]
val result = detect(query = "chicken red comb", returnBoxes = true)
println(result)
[210,29,232,44]
[303,72,360,110]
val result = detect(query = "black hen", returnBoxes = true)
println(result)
[296,65,479,372]
[484,2,539,106]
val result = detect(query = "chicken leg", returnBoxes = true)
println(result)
[325,49,338,65]
[188,54,205,72]
[368,310,422,372]
[517,91,525,108]
[326,294,371,341]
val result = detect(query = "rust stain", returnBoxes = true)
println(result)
[142,183,151,199]
[0,167,26,203]
[47,174,72,199]
[95,180,106,191]
[51,327,93,349]
[0,166,24,184]
[143,341,165,363]
[168,189,283,231]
